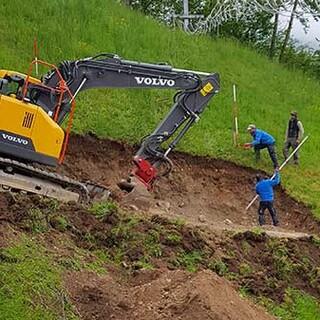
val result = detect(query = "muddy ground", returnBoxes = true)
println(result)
[60,134,320,234]
[1,134,320,319]
[0,191,319,320]
[64,269,275,320]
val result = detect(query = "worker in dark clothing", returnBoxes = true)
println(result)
[255,170,280,226]
[283,111,304,165]
[244,124,279,169]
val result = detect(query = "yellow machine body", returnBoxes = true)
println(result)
[0,70,65,166]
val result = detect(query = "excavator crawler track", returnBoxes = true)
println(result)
[0,157,110,203]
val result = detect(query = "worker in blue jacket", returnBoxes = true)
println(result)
[244,124,279,169]
[255,170,280,226]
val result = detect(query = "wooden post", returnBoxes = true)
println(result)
[232,84,239,146]
[33,37,39,76]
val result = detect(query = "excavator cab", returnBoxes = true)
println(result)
[0,74,24,97]
[0,78,9,94]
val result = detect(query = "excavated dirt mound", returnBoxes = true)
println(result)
[59,134,320,234]
[64,270,275,320]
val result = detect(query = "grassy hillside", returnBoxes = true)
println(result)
[1,0,320,217]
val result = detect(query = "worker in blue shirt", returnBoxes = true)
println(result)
[255,170,280,226]
[244,124,279,169]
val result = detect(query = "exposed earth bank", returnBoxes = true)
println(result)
[0,134,319,319]
[61,134,320,234]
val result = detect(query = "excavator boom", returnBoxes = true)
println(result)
[0,53,220,201]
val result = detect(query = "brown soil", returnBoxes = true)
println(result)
[1,190,319,305]
[59,134,320,235]
[1,134,320,319]
[64,269,275,320]
[0,223,21,248]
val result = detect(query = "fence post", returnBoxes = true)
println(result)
[232,84,239,146]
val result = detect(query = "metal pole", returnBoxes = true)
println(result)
[70,78,87,103]
[245,135,309,211]
[183,0,189,31]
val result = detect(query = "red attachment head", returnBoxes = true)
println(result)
[132,156,157,190]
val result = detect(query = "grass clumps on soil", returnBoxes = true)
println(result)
[52,200,209,273]
[208,259,229,276]
[238,263,253,276]
[49,215,69,232]
[16,197,71,234]
[25,207,49,233]
[104,213,206,272]
[172,250,203,273]
[0,237,78,320]
[56,247,111,275]
[165,232,183,246]
[213,230,320,311]
[311,235,320,248]
[262,288,320,320]
[89,200,118,220]
[267,239,294,281]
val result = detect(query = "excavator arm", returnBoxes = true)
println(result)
[133,72,219,188]
[0,53,219,200]
[27,53,208,121]
[25,53,220,188]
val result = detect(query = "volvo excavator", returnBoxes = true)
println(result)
[0,53,220,202]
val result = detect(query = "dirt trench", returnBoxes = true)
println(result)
[59,134,320,235]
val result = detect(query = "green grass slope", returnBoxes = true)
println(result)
[1,0,320,217]
[0,237,78,319]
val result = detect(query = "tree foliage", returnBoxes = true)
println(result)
[122,0,320,78]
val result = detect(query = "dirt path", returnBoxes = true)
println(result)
[58,134,320,238]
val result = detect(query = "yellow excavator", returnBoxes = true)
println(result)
[0,53,220,202]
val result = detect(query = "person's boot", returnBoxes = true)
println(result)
[255,150,261,163]
[258,215,265,226]
[271,209,279,226]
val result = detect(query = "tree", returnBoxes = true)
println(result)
[122,0,320,58]
[279,0,299,62]
[269,11,279,58]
